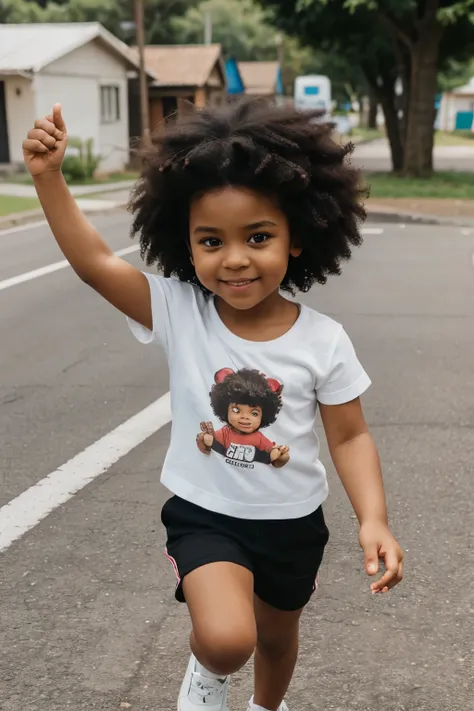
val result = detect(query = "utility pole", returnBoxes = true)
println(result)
[204,10,212,44]
[134,0,150,142]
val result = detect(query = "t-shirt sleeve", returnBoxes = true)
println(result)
[316,327,371,405]
[126,272,184,353]
[258,432,276,452]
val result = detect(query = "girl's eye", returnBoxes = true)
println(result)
[248,232,271,245]
[232,407,240,414]
[251,410,259,417]
[201,237,222,248]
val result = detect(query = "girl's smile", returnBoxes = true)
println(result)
[189,186,302,312]
[219,277,260,292]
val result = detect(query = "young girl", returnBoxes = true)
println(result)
[23,98,404,711]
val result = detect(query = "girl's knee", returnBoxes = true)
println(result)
[196,626,256,675]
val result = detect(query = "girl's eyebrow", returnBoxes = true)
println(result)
[246,220,277,229]
[194,225,221,234]
[193,220,277,235]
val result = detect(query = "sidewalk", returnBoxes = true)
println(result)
[0,179,136,198]
[367,197,474,226]
[2,179,474,230]
[0,186,134,229]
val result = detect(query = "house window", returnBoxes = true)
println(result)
[100,86,120,123]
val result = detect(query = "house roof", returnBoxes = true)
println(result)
[134,44,225,88]
[238,61,280,95]
[0,22,155,78]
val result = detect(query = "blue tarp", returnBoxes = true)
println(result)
[225,58,245,95]
[276,66,283,95]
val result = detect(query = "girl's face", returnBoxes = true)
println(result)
[189,187,301,310]
[227,403,262,433]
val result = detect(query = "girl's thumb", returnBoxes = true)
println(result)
[53,103,66,132]
[364,548,379,575]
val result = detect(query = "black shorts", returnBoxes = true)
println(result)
[160,495,330,612]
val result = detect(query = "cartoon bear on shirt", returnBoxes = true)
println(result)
[196,368,290,469]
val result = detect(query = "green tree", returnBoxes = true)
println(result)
[438,56,474,92]
[170,0,320,93]
[1,0,201,44]
[265,1,405,169]
[171,0,279,60]
[266,0,474,176]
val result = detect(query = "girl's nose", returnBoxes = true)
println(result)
[222,245,251,270]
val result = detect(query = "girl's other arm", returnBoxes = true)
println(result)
[23,104,152,330]
[319,397,404,593]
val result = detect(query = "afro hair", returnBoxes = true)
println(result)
[129,97,368,294]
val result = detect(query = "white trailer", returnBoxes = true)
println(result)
[294,75,332,117]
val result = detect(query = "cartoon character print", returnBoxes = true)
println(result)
[196,368,290,469]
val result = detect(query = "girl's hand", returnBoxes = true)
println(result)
[359,521,404,593]
[22,103,67,177]
[270,445,290,468]
[196,421,215,455]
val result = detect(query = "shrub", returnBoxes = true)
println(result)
[63,137,101,182]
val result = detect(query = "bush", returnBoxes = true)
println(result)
[62,155,87,182]
[63,137,101,183]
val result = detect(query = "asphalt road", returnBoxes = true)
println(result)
[1,209,473,711]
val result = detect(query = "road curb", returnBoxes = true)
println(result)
[367,208,474,227]
[3,201,473,233]
[0,200,128,231]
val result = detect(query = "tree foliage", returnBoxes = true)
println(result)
[0,0,201,44]
[266,0,474,174]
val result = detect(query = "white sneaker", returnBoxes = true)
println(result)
[247,696,289,711]
[178,654,230,710]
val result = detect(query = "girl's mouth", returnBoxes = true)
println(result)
[238,421,252,429]
[220,278,259,291]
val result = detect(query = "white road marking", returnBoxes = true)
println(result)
[0,392,171,554]
[361,227,384,235]
[0,219,47,236]
[0,245,139,292]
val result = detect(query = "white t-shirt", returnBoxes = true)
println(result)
[127,273,371,520]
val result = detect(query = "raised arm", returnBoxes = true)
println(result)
[23,104,152,330]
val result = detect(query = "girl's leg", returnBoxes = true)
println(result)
[252,596,304,711]
[183,561,257,676]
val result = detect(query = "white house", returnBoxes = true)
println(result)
[437,78,474,132]
[0,23,155,172]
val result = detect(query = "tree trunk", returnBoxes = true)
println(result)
[358,93,368,128]
[378,90,404,172]
[396,43,411,149]
[403,30,442,176]
[364,72,404,172]
[368,88,378,130]
[362,59,403,172]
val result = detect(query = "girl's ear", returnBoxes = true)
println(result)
[215,368,234,383]
[290,245,302,258]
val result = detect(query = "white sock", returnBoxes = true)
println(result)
[249,696,283,711]
[195,660,226,680]
[249,696,274,711]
